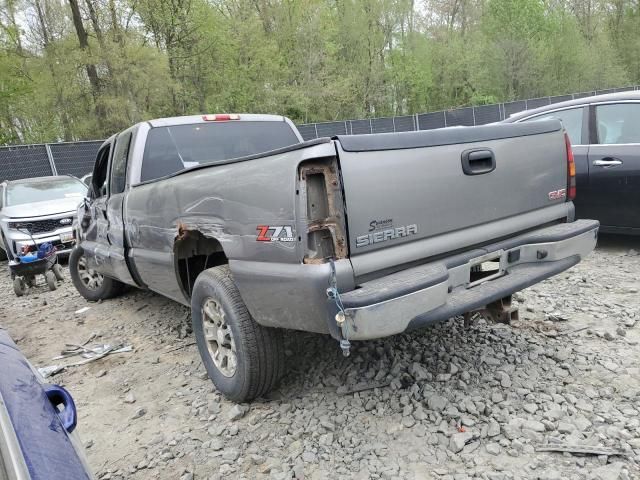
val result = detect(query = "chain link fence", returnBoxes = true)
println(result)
[1,85,638,181]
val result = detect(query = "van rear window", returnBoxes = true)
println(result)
[140,121,299,182]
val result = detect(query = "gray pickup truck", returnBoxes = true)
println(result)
[70,113,599,401]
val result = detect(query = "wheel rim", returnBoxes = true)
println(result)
[202,298,237,377]
[77,255,103,290]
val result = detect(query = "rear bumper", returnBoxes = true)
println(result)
[333,219,599,340]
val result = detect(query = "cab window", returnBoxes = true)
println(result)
[91,144,111,198]
[110,132,132,195]
[523,107,584,145]
[595,103,640,144]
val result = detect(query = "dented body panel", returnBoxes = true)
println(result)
[75,115,598,339]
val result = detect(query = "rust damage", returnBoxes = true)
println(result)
[299,160,348,263]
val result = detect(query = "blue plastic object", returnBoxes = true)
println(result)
[18,252,39,263]
[44,385,78,433]
[37,242,54,259]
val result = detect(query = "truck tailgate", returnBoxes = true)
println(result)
[335,121,569,272]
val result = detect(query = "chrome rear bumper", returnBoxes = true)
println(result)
[334,220,599,340]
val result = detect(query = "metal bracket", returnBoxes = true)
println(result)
[482,295,519,324]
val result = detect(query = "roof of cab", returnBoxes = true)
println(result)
[505,90,640,122]
[147,113,287,128]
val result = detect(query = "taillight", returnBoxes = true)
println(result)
[202,114,240,121]
[564,131,576,200]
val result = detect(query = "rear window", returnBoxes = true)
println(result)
[140,121,300,182]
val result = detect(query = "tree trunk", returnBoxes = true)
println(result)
[67,0,105,131]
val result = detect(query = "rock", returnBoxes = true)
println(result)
[486,443,501,455]
[592,462,624,480]
[228,404,249,421]
[449,431,473,453]
[523,403,538,414]
[96,370,107,378]
[409,362,432,382]
[497,372,511,388]
[487,421,500,437]
[616,326,626,337]
[604,331,615,341]
[207,400,221,414]
[427,394,448,412]
[522,420,545,432]
[131,408,146,419]
[557,422,574,434]
[302,451,317,463]
[124,393,136,404]
[436,373,451,382]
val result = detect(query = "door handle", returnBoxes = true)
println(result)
[593,157,623,168]
[44,384,78,433]
[461,148,496,175]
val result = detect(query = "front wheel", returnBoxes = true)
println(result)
[191,266,285,402]
[69,247,123,301]
[13,277,26,296]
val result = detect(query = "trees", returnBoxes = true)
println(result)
[0,0,637,143]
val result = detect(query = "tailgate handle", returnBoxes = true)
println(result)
[461,149,496,175]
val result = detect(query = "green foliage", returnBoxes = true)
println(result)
[0,0,638,143]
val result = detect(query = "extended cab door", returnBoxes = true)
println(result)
[101,128,138,285]
[586,102,640,230]
[85,131,137,285]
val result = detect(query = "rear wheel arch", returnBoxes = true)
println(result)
[173,227,229,300]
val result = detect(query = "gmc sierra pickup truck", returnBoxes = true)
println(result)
[70,113,599,402]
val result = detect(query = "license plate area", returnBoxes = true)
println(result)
[60,232,74,243]
[467,250,505,288]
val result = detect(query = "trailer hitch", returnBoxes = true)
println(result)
[464,295,519,327]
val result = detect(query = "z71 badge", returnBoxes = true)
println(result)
[256,225,296,242]
[356,224,418,248]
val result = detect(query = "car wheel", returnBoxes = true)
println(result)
[45,271,57,291]
[191,266,285,402]
[13,277,26,296]
[52,263,64,281]
[69,247,123,301]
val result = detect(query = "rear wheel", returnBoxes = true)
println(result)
[69,247,123,301]
[52,263,64,281]
[45,271,57,291]
[191,266,285,402]
[13,277,26,296]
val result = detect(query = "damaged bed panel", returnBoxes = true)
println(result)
[122,140,338,306]
[298,159,348,263]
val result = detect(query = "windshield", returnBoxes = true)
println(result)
[6,177,87,207]
[140,121,300,182]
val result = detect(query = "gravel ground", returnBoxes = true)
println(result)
[1,236,639,480]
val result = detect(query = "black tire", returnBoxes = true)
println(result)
[191,266,285,402]
[13,277,26,296]
[69,247,123,301]
[52,263,64,281]
[45,271,57,291]
[0,247,6,262]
